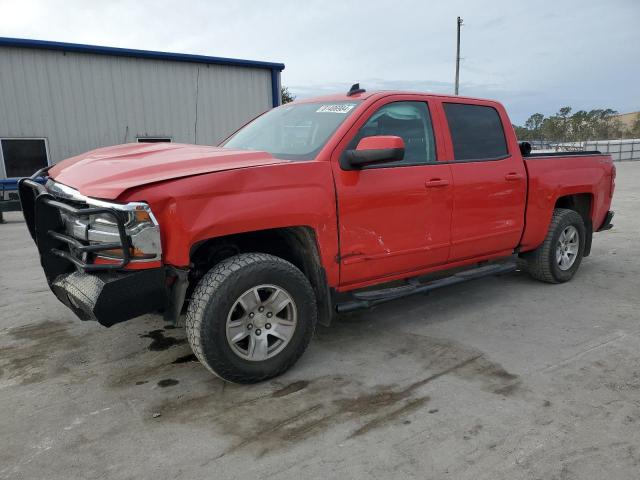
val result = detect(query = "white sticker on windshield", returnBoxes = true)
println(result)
[316,104,356,113]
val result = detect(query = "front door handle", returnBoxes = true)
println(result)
[425,178,450,188]
[505,172,524,181]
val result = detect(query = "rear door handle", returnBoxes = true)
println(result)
[425,178,450,188]
[505,172,524,181]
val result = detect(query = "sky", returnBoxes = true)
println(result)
[1,0,638,124]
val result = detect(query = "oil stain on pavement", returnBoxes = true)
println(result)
[1,318,522,460]
[139,329,186,351]
[0,320,84,385]
[146,327,522,459]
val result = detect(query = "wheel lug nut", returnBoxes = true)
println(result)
[266,312,273,318]
[247,323,253,330]
[265,323,271,330]
[255,329,262,336]
[258,307,264,312]
[249,312,255,318]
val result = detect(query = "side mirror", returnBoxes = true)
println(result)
[519,141,532,156]
[341,136,405,170]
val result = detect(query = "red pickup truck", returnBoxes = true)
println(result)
[19,85,615,383]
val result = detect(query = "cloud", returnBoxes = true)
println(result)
[1,0,639,124]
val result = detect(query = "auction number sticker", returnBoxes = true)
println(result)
[316,104,356,113]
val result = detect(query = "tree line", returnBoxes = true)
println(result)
[513,107,640,143]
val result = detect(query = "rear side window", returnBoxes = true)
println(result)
[444,103,508,160]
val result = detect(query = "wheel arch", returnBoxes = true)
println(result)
[189,226,334,326]
[553,193,593,256]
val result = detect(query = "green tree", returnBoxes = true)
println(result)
[541,116,563,142]
[513,124,531,140]
[524,113,545,140]
[558,106,573,142]
[569,110,591,141]
[281,86,295,104]
[540,107,572,142]
[629,113,640,138]
[582,109,619,139]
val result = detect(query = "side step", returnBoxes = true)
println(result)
[336,261,518,314]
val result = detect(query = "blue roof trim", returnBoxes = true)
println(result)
[271,70,281,108]
[0,37,285,71]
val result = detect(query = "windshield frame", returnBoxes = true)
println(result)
[220,100,363,161]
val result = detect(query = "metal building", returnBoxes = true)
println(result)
[0,37,284,179]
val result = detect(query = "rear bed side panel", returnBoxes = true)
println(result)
[519,155,613,252]
[117,161,341,286]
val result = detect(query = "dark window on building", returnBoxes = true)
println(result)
[347,101,436,166]
[1,139,49,178]
[137,138,171,143]
[443,103,508,160]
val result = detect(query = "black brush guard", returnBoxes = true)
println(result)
[18,170,167,326]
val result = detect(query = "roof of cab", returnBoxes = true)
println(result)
[291,90,498,105]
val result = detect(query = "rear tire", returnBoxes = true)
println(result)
[523,208,586,284]
[185,253,317,384]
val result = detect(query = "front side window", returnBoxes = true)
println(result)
[347,101,436,166]
[1,139,49,178]
[223,101,360,160]
[444,103,508,160]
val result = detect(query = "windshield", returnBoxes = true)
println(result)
[222,101,361,160]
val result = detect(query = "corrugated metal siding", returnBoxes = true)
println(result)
[0,46,275,174]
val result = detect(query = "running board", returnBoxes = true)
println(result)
[336,262,518,314]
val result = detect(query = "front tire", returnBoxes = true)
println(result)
[523,208,586,284]
[185,253,317,383]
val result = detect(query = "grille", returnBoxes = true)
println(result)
[18,177,132,273]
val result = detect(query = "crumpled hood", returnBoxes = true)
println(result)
[49,142,287,199]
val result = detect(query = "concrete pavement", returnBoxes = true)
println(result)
[1,163,639,480]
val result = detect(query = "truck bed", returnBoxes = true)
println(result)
[519,153,614,252]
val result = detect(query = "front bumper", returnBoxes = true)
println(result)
[51,268,168,327]
[18,171,174,327]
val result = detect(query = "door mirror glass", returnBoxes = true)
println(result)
[341,136,405,169]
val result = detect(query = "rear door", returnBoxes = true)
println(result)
[441,101,526,261]
[331,96,453,287]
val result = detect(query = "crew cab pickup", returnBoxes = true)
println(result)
[19,86,615,383]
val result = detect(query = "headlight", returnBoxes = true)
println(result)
[89,205,161,261]
[49,180,162,263]
[91,209,152,228]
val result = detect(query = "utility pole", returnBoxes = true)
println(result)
[455,16,463,95]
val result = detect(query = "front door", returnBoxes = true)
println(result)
[332,99,453,287]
